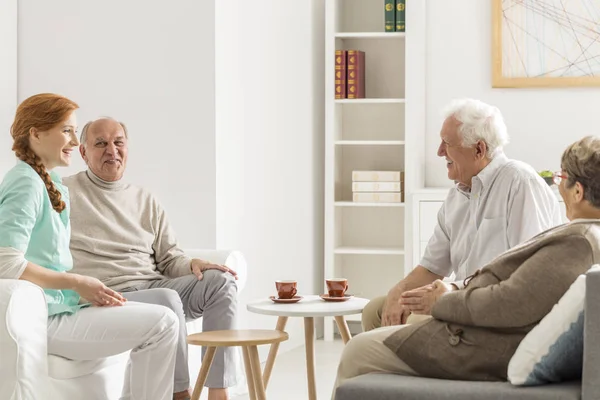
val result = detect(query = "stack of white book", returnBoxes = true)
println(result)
[352,170,404,203]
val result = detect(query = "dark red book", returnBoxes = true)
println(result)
[335,50,347,99]
[347,50,365,99]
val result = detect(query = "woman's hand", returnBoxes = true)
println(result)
[72,275,126,307]
[399,279,451,315]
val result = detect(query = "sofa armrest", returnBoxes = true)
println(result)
[0,279,49,400]
[183,250,248,294]
[583,268,600,400]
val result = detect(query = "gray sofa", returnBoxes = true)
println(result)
[335,269,600,400]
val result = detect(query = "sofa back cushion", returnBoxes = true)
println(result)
[507,265,598,385]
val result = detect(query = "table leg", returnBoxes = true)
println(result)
[304,316,317,400]
[248,345,267,400]
[191,346,216,400]
[263,316,288,389]
[334,316,352,344]
[242,346,257,400]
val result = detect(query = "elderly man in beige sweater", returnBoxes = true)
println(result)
[63,117,237,400]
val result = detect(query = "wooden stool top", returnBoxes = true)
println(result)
[187,329,288,347]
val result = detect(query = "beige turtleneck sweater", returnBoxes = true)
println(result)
[63,170,192,291]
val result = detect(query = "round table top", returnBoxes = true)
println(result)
[187,329,289,346]
[246,295,369,317]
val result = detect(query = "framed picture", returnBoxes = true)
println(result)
[492,0,600,88]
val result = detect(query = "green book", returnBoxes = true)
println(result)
[396,0,406,32]
[385,0,395,32]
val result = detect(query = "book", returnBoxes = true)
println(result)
[385,0,395,32]
[346,50,365,99]
[396,0,406,32]
[352,171,403,182]
[401,178,405,202]
[334,50,347,99]
[353,192,402,203]
[352,181,401,192]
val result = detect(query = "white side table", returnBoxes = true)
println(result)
[247,295,369,400]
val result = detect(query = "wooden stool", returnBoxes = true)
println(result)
[187,329,289,400]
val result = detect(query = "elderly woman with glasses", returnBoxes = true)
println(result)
[332,136,600,396]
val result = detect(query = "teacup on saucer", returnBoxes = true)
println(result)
[269,295,303,304]
[320,294,353,302]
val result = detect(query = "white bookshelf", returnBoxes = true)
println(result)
[324,0,427,340]
[334,201,405,207]
[345,314,362,322]
[334,246,405,255]
[335,140,405,145]
[335,32,406,39]
[334,98,405,104]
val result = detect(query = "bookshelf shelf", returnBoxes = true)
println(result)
[335,140,405,145]
[334,246,405,255]
[335,32,406,39]
[334,98,405,104]
[345,314,362,322]
[324,0,425,341]
[335,201,405,207]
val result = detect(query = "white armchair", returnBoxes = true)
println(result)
[0,250,247,400]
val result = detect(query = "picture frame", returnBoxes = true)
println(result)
[492,0,600,88]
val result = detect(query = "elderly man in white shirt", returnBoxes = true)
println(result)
[362,98,563,331]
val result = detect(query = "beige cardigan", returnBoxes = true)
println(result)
[383,220,600,381]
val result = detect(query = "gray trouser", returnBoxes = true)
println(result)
[121,270,238,391]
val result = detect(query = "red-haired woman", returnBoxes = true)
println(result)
[0,93,179,400]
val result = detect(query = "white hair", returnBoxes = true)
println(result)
[80,117,129,147]
[443,98,509,158]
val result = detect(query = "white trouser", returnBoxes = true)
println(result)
[47,301,179,400]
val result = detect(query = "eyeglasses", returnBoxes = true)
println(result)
[553,171,568,185]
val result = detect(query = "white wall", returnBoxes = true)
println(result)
[0,0,17,176]
[16,0,326,357]
[18,0,216,249]
[424,0,600,188]
[216,0,325,353]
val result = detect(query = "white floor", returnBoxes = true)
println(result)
[231,339,345,400]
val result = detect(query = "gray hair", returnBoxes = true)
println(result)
[561,136,600,208]
[443,98,509,158]
[80,117,129,147]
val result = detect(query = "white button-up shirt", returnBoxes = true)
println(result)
[420,153,563,283]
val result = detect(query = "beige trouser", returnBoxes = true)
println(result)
[331,325,418,400]
[362,295,432,332]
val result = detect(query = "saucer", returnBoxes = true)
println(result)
[269,295,303,304]
[320,294,353,302]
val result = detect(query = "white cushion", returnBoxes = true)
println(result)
[507,265,599,385]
